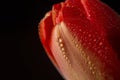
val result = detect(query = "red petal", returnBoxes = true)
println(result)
[39,11,60,69]
[53,0,120,79]
[39,0,120,79]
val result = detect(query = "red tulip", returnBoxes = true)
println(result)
[38,0,120,80]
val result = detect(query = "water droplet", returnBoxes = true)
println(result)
[92,71,95,74]
[83,31,85,34]
[65,56,68,60]
[79,29,82,32]
[63,54,66,58]
[98,50,102,54]
[62,51,65,54]
[88,61,91,65]
[61,47,65,51]
[75,44,79,48]
[59,43,64,47]
[88,34,92,37]
[93,39,97,42]
[58,38,63,43]
[88,42,91,45]
[99,42,103,46]
[90,67,92,70]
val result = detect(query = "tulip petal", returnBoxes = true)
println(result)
[81,0,120,60]
[51,21,102,80]
[39,0,120,80]
[39,11,60,69]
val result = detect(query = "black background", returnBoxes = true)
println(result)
[0,0,119,80]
